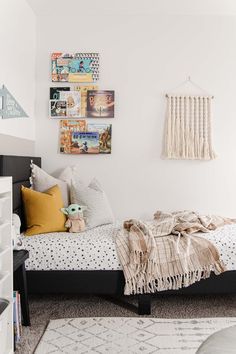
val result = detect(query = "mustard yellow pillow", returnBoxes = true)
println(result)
[22,185,66,236]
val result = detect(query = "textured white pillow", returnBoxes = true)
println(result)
[31,164,77,207]
[71,177,114,228]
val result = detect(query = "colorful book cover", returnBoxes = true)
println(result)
[88,123,112,154]
[60,91,81,117]
[17,293,22,337]
[70,132,99,154]
[51,52,99,83]
[60,120,87,154]
[87,90,115,118]
[50,87,70,100]
[49,100,67,118]
[13,291,20,343]
[74,85,98,117]
[13,295,17,342]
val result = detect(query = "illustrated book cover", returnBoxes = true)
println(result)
[51,52,99,83]
[50,87,70,100]
[60,120,87,154]
[49,100,67,118]
[87,90,115,118]
[74,85,98,117]
[70,132,99,154]
[60,91,81,117]
[88,123,112,154]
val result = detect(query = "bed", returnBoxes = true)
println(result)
[1,154,236,316]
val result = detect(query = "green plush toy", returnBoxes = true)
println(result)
[61,204,87,233]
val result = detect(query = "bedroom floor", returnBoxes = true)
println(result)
[15,293,236,354]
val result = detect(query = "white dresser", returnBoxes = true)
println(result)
[0,177,13,354]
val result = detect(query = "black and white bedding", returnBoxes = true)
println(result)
[20,223,122,271]
[19,223,236,271]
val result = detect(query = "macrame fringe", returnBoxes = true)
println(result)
[163,95,216,160]
[124,259,225,295]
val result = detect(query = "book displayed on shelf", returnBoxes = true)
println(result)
[51,52,100,83]
[60,120,87,154]
[50,87,70,100]
[87,90,115,118]
[60,119,87,133]
[60,91,81,117]
[88,123,112,154]
[13,291,22,344]
[70,131,100,154]
[74,85,98,117]
[49,100,67,118]
[60,120,112,154]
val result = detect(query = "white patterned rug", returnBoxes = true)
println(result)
[35,317,236,354]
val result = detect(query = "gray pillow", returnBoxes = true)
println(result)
[31,164,75,207]
[71,177,114,229]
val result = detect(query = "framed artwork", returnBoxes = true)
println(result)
[60,91,81,117]
[50,87,70,100]
[49,100,67,118]
[88,124,112,154]
[87,90,115,118]
[74,85,98,117]
[51,53,99,83]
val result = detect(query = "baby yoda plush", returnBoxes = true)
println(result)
[61,204,87,233]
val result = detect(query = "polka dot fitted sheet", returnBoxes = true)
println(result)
[20,223,236,271]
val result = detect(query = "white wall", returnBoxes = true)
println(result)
[35,14,236,220]
[0,0,36,142]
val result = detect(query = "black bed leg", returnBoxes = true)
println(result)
[138,294,151,315]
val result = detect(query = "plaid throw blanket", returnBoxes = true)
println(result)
[116,211,235,295]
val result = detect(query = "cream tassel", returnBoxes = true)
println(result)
[163,95,216,160]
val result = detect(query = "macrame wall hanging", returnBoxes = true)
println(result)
[163,78,216,160]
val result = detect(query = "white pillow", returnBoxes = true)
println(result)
[12,213,22,250]
[31,164,77,207]
[71,177,114,228]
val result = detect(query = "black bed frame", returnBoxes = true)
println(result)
[1,154,236,315]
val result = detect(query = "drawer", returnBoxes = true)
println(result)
[0,223,11,250]
[0,195,11,223]
[0,248,11,275]
[0,272,11,299]
[0,271,12,297]
[0,178,11,194]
